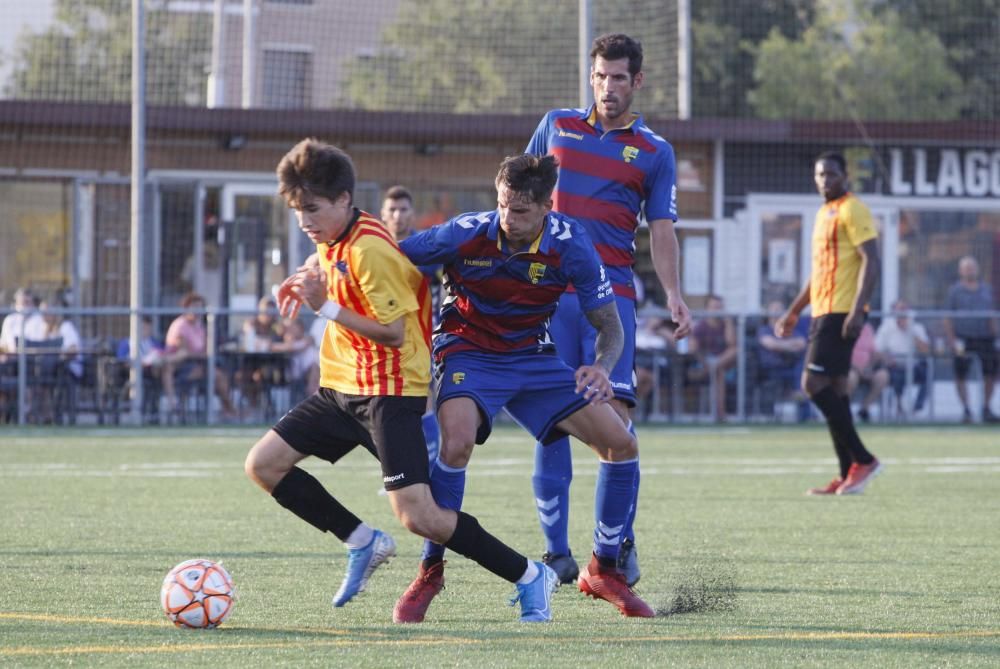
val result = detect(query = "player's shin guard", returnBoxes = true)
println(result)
[593,459,639,563]
[533,436,572,556]
[421,460,466,564]
[271,466,362,542]
[421,412,440,466]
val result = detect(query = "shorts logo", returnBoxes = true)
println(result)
[528,262,546,284]
[452,372,465,384]
[807,362,826,372]
[383,473,405,483]
[622,146,640,163]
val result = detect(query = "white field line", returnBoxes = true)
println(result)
[1,456,999,477]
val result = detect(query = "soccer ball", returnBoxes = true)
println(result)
[160,559,235,629]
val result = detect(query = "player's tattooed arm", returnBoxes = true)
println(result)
[585,302,625,375]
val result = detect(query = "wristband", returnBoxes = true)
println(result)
[316,300,342,322]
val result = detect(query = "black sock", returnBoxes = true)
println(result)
[444,511,528,583]
[811,387,874,470]
[271,467,362,542]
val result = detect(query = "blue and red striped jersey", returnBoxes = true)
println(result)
[399,209,614,359]
[526,106,678,299]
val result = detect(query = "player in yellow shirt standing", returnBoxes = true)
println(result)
[775,152,883,495]
[244,139,557,621]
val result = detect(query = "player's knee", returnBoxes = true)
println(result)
[439,434,474,468]
[392,490,445,541]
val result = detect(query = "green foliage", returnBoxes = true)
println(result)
[750,2,964,120]
[691,0,813,118]
[4,0,210,105]
[341,0,676,116]
[882,0,1000,119]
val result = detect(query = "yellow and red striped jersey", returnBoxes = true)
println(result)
[809,193,878,317]
[316,209,432,396]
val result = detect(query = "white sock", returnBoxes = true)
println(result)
[516,560,540,585]
[344,523,375,550]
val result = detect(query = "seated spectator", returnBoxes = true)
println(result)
[0,287,46,360]
[161,292,236,417]
[874,300,930,415]
[237,296,285,408]
[689,295,737,422]
[847,321,888,422]
[270,318,320,399]
[757,300,811,421]
[39,294,84,382]
[633,310,675,420]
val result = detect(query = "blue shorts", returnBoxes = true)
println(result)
[435,350,589,446]
[549,292,637,406]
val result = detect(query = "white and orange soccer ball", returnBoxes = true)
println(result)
[160,559,235,629]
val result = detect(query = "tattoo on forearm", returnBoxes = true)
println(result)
[586,303,625,373]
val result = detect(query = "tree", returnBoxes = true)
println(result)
[880,0,1000,119]
[750,2,964,120]
[691,0,814,118]
[3,0,210,106]
[340,0,677,116]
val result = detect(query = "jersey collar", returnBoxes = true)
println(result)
[325,207,361,248]
[583,104,642,134]
[489,210,546,255]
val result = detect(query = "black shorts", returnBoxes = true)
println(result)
[272,388,429,491]
[954,337,999,379]
[805,314,859,378]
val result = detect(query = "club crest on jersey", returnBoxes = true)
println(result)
[451,372,465,384]
[528,262,546,284]
[335,260,349,274]
[622,145,640,163]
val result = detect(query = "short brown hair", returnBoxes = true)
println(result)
[383,185,412,204]
[591,33,643,77]
[495,154,559,204]
[277,138,355,209]
[180,292,205,308]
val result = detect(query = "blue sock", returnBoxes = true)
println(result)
[421,412,440,466]
[421,460,465,562]
[532,436,572,556]
[623,420,639,543]
[593,459,639,562]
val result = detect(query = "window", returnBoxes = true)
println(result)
[262,50,312,109]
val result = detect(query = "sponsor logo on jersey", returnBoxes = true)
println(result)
[464,258,492,267]
[558,129,584,140]
[528,262,546,284]
[622,145,640,163]
[452,372,465,384]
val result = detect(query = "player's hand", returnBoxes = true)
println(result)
[843,310,865,340]
[774,311,798,338]
[277,274,304,319]
[297,253,320,273]
[288,267,329,313]
[668,294,693,340]
[574,364,614,405]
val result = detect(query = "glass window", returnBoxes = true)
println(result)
[0,179,72,305]
[759,212,803,308]
[897,210,1000,310]
[262,50,312,109]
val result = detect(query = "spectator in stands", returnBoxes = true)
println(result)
[162,292,236,417]
[237,296,285,410]
[689,295,737,422]
[757,300,810,421]
[39,294,84,382]
[0,287,46,359]
[270,317,320,399]
[847,321,888,422]
[942,256,998,423]
[873,300,930,416]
